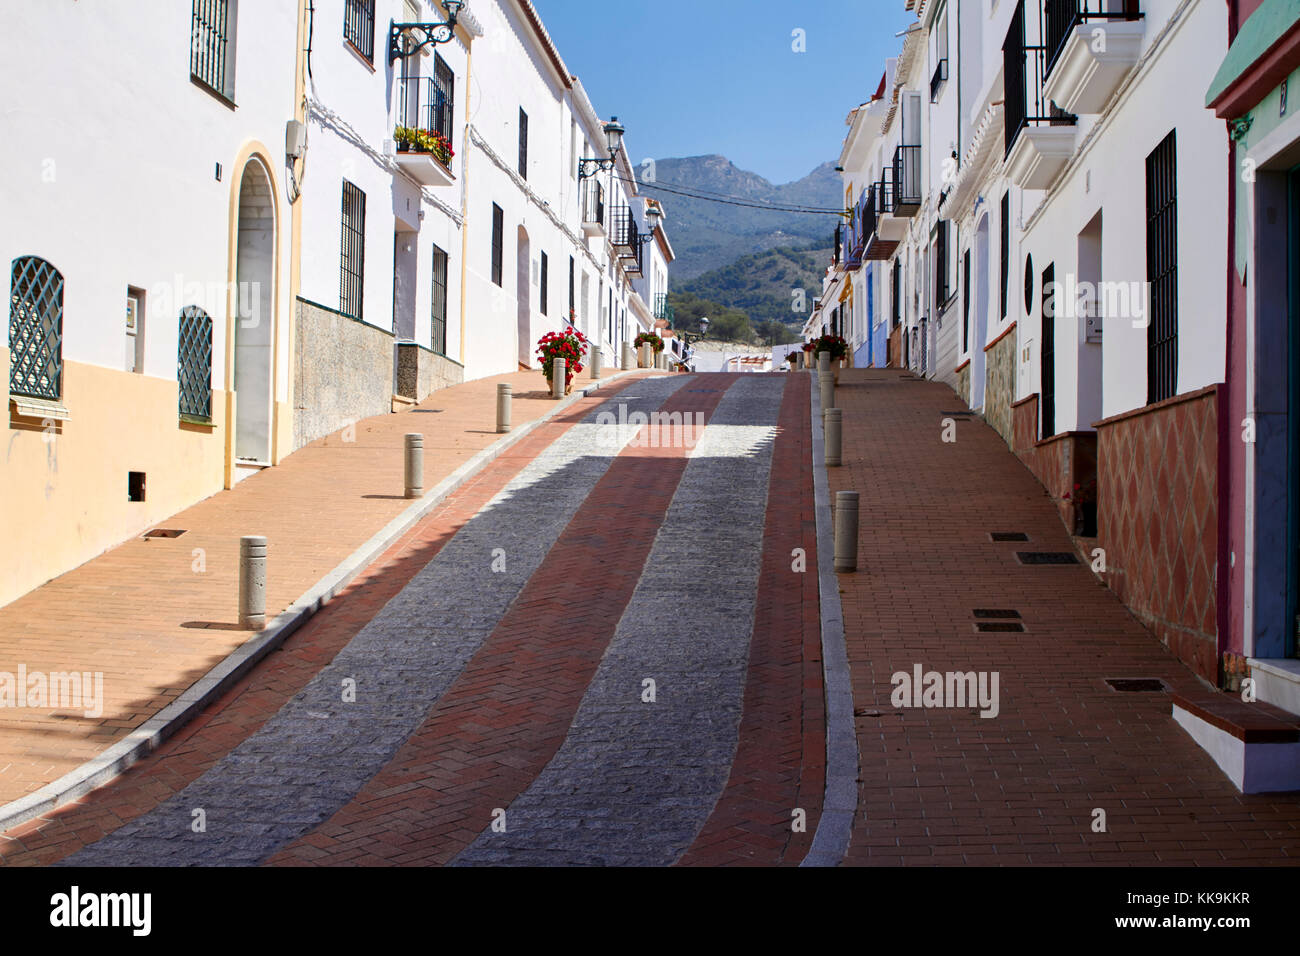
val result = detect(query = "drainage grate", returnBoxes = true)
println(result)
[143,528,187,539]
[1016,551,1079,565]
[975,621,1026,633]
[1105,678,1168,693]
[940,410,974,417]
[973,608,1022,619]
[990,532,1030,542]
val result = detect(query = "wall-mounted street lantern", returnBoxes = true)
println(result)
[388,0,464,64]
[578,117,626,180]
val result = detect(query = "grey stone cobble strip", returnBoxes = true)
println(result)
[452,374,785,867]
[799,370,858,868]
[61,374,691,866]
[0,369,643,837]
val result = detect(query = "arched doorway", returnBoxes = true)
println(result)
[516,225,531,368]
[233,157,275,468]
[972,214,991,409]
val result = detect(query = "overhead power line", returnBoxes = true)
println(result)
[614,174,845,216]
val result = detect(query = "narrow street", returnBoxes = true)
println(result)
[2,369,1296,867]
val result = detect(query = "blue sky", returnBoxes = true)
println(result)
[531,0,916,185]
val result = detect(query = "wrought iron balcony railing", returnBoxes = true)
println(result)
[610,204,639,252]
[1044,0,1142,78]
[1003,0,1078,158]
[653,293,674,325]
[892,144,922,214]
[397,77,451,144]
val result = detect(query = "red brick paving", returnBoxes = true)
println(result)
[0,378,647,866]
[831,368,1300,865]
[678,373,825,866]
[267,379,737,866]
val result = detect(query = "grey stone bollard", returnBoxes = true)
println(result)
[496,383,512,433]
[551,358,567,399]
[640,343,652,368]
[818,350,830,372]
[590,345,602,380]
[238,535,267,631]
[404,433,423,498]
[834,491,859,573]
[819,370,834,422]
[825,408,842,466]
[622,342,635,370]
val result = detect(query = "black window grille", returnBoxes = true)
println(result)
[178,305,213,420]
[1000,192,1011,320]
[191,0,232,99]
[540,251,549,316]
[431,244,448,355]
[1146,129,1178,404]
[340,180,366,320]
[491,203,504,287]
[433,55,455,141]
[568,256,575,319]
[1041,262,1056,437]
[935,220,950,306]
[344,0,375,62]
[8,256,64,400]
[518,109,529,179]
[963,248,972,353]
[892,261,901,328]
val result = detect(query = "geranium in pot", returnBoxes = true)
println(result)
[536,326,588,396]
[633,332,663,367]
[815,334,849,382]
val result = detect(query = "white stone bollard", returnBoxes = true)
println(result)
[818,350,830,373]
[639,343,652,368]
[552,358,566,399]
[622,342,635,370]
[590,346,602,380]
[404,433,423,499]
[834,491,859,573]
[825,408,842,467]
[238,535,267,631]
[497,383,512,433]
[820,370,834,423]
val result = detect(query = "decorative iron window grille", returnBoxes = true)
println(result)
[491,203,504,287]
[1146,129,1178,404]
[892,262,901,329]
[191,0,232,99]
[1000,192,1011,320]
[582,180,605,227]
[178,305,213,420]
[433,55,455,141]
[963,248,971,353]
[1041,262,1056,437]
[344,0,375,62]
[935,220,950,305]
[8,256,64,400]
[431,244,448,355]
[568,256,575,318]
[540,251,549,316]
[340,180,366,320]
[518,109,529,179]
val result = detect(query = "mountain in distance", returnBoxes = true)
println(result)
[674,244,831,336]
[639,155,842,281]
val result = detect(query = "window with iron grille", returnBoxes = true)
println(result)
[431,244,448,355]
[191,0,235,101]
[178,305,213,420]
[540,251,549,316]
[935,220,950,306]
[433,54,455,141]
[963,248,971,353]
[1000,192,1010,320]
[1146,129,1178,404]
[8,256,64,400]
[568,256,575,319]
[518,109,529,179]
[892,261,901,328]
[491,203,504,287]
[344,0,375,62]
[339,180,366,320]
[1041,262,1056,437]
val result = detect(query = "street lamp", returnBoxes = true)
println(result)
[578,117,626,180]
[388,1,464,64]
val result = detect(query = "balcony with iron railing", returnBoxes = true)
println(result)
[843,193,866,272]
[892,144,922,216]
[1042,0,1145,115]
[864,179,902,261]
[1002,0,1079,189]
[581,179,606,237]
[393,77,455,187]
[610,206,643,276]
[653,293,675,326]
[831,222,844,271]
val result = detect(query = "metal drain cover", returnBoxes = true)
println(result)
[973,609,1022,619]
[1016,551,1079,565]
[1105,678,1168,693]
[975,622,1026,633]
[143,528,187,538]
[990,532,1030,542]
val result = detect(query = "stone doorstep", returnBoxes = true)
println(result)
[1172,691,1300,794]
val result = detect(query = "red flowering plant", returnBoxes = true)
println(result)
[1062,478,1097,504]
[393,126,455,166]
[801,341,816,353]
[815,334,849,360]
[787,352,801,366]
[633,331,665,353]
[536,325,588,392]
